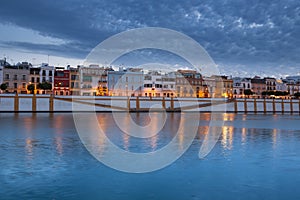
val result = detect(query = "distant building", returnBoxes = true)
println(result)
[29,67,41,94]
[283,76,300,96]
[69,66,80,96]
[2,62,31,93]
[204,75,233,98]
[78,65,112,96]
[108,68,143,97]
[161,72,176,98]
[285,76,300,84]
[232,77,244,98]
[241,78,252,91]
[251,77,266,97]
[176,70,205,98]
[54,68,70,95]
[39,63,55,87]
[264,77,276,91]
[276,79,288,92]
[287,82,300,96]
[0,58,10,85]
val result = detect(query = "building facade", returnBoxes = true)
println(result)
[78,65,112,96]
[69,67,80,96]
[176,70,204,98]
[2,62,30,94]
[251,77,266,97]
[264,77,276,91]
[108,68,143,97]
[53,68,70,95]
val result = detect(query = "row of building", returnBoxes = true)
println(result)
[0,59,299,98]
[232,76,300,98]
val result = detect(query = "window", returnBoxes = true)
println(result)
[22,75,26,81]
[42,70,46,76]
[5,74,9,80]
[22,83,26,88]
[49,71,53,76]
[42,77,46,82]
[14,75,17,80]
[37,77,40,83]
[31,77,35,83]
[14,83,17,89]
[71,75,78,80]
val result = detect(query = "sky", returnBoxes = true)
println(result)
[0,0,299,77]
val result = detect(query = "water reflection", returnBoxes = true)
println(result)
[25,138,34,160]
[221,126,234,150]
[1,113,300,199]
[272,129,278,149]
[241,127,247,144]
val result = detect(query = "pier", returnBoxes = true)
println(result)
[0,94,299,113]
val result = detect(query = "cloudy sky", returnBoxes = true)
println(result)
[0,0,299,77]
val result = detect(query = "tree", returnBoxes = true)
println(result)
[27,84,35,94]
[37,82,52,94]
[244,89,253,96]
[294,93,300,99]
[0,83,8,93]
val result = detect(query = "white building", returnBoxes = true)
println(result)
[39,63,55,88]
[241,78,252,91]
[108,68,143,96]
[143,71,176,98]
[162,72,176,97]
[79,65,108,96]
[232,77,244,98]
[276,79,288,92]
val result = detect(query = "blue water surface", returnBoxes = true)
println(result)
[1,113,300,200]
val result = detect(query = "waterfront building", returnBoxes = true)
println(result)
[162,72,176,98]
[176,70,205,98]
[232,77,244,98]
[108,68,143,97]
[203,75,233,98]
[69,66,80,96]
[251,77,266,97]
[0,59,9,85]
[241,78,252,92]
[264,77,276,91]
[287,82,300,96]
[143,71,162,97]
[285,76,300,84]
[28,63,55,94]
[275,79,288,92]
[39,63,55,88]
[53,67,70,95]
[78,65,112,96]
[28,67,41,94]
[2,62,30,94]
[97,67,113,96]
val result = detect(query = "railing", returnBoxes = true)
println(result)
[0,94,299,113]
[233,98,300,114]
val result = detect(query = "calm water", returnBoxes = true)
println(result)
[1,113,300,200]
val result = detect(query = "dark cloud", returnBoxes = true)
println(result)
[0,0,299,71]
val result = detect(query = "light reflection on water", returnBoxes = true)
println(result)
[0,113,300,200]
